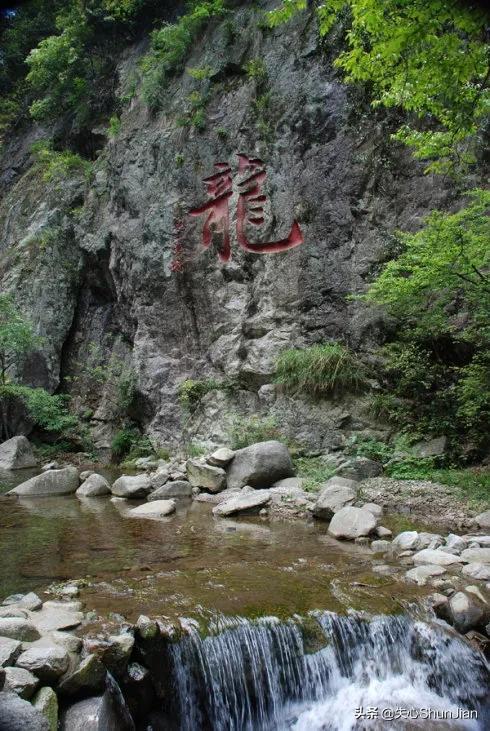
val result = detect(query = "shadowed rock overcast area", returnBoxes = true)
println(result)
[0,1,489,729]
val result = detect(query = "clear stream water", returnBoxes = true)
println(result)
[1,468,489,729]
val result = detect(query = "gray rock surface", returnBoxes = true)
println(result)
[474,510,490,529]
[148,480,192,499]
[0,619,40,642]
[370,540,391,553]
[0,691,50,730]
[3,666,39,699]
[111,474,152,499]
[0,637,22,667]
[312,483,356,520]
[336,458,383,481]
[327,506,377,540]
[461,547,490,564]
[32,687,58,731]
[412,549,463,567]
[2,593,42,611]
[461,563,490,581]
[226,441,294,490]
[0,437,37,470]
[405,565,446,586]
[58,654,106,696]
[206,448,235,467]
[8,467,79,497]
[186,460,226,492]
[361,502,383,518]
[76,473,111,497]
[444,591,487,633]
[213,489,271,516]
[16,645,69,682]
[129,500,176,518]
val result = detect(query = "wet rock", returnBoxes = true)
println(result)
[79,470,93,482]
[16,645,69,683]
[29,606,83,633]
[194,487,241,504]
[135,616,158,641]
[376,526,392,538]
[43,631,82,654]
[206,448,235,466]
[412,549,463,567]
[76,473,111,497]
[148,480,192,499]
[2,593,42,611]
[103,634,134,675]
[0,690,50,730]
[213,489,271,516]
[462,563,490,581]
[336,457,383,481]
[128,499,176,519]
[328,506,377,540]
[226,441,294,490]
[60,674,135,730]
[186,460,226,492]
[0,436,37,470]
[3,666,39,699]
[361,502,383,518]
[270,477,304,491]
[405,565,446,586]
[58,654,106,695]
[370,540,391,553]
[312,482,356,520]
[7,466,79,497]
[32,687,58,731]
[111,474,152,499]
[443,591,487,633]
[474,510,490,529]
[0,619,40,642]
[461,547,490,564]
[0,637,21,667]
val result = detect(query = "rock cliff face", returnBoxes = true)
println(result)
[0,3,452,451]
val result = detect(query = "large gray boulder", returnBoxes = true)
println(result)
[60,675,135,731]
[58,654,106,696]
[111,474,152,499]
[225,441,294,490]
[3,667,39,699]
[336,457,383,481]
[0,436,37,470]
[32,687,58,731]
[461,547,490,564]
[0,691,50,731]
[206,448,235,467]
[76,473,111,497]
[327,506,377,540]
[474,510,490,529]
[213,489,271,516]
[0,637,21,667]
[461,562,490,581]
[148,480,192,499]
[2,593,42,611]
[312,478,357,520]
[412,549,463,567]
[16,645,69,683]
[7,467,79,497]
[0,619,40,642]
[186,459,226,492]
[442,591,487,633]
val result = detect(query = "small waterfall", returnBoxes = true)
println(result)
[167,612,490,731]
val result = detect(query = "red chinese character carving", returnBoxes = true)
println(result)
[189,162,233,262]
[236,154,303,254]
[189,155,303,263]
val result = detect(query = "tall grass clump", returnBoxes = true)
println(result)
[275,343,366,397]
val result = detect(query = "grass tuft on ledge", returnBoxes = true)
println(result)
[275,343,366,397]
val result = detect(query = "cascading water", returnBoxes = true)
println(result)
[167,612,489,731]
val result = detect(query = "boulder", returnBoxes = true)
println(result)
[32,687,58,731]
[312,483,356,520]
[376,526,392,538]
[47,631,82,654]
[444,591,486,633]
[225,441,294,490]
[327,506,377,540]
[270,477,304,491]
[186,460,226,492]
[58,654,106,696]
[41,462,60,472]
[461,547,490,564]
[29,606,83,633]
[392,531,419,551]
[461,563,490,581]
[148,481,192,499]
[0,436,37,470]
[405,565,446,586]
[134,457,158,471]
[361,502,383,518]
[206,448,235,467]
[413,436,447,458]
[412,549,463,567]
[444,534,467,553]
[213,489,271,517]
[336,457,383,481]
[0,691,50,731]
[3,666,39,699]
[111,475,152,499]
[0,637,21,667]
[79,470,93,482]
[2,593,42,611]
[194,488,242,504]
[7,467,79,497]
[149,469,169,489]
[370,540,391,553]
[128,500,176,519]
[16,645,69,683]
[76,473,111,497]
[102,634,134,675]
[0,619,40,642]
[60,674,135,731]
[474,510,490,530]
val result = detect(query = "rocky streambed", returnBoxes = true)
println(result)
[1,436,489,729]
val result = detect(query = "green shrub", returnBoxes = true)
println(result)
[275,343,366,397]
[187,65,213,80]
[31,140,92,182]
[179,377,235,410]
[108,115,121,138]
[293,455,337,493]
[346,435,394,464]
[243,58,267,83]
[229,415,282,450]
[111,427,153,462]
